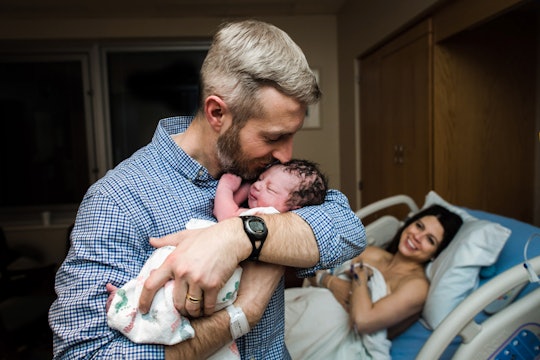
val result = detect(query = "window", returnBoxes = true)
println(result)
[0,42,209,212]
[104,46,207,165]
[0,55,92,207]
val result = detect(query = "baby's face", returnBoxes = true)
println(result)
[247,165,299,212]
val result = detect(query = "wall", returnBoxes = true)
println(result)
[267,17,341,190]
[336,0,445,210]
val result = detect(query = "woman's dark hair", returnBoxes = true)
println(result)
[385,204,463,259]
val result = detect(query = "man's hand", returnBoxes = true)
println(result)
[164,261,284,360]
[138,217,251,317]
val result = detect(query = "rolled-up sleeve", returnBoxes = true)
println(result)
[292,189,366,276]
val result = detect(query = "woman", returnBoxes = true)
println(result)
[285,205,463,360]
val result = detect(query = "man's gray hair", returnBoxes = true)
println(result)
[200,19,321,124]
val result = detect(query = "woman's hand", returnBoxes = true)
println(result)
[323,275,352,311]
[349,260,372,284]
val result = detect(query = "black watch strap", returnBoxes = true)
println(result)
[240,215,268,261]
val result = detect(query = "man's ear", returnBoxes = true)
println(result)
[205,95,228,132]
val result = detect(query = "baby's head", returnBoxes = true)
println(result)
[248,159,328,212]
[282,159,328,209]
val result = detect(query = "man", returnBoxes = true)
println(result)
[49,19,365,359]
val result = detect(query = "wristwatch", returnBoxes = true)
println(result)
[240,215,268,261]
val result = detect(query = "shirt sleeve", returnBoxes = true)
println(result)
[49,192,166,359]
[292,189,366,277]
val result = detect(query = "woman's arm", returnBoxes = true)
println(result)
[349,270,428,334]
[317,273,352,311]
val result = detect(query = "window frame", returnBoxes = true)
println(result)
[99,41,210,170]
[0,40,210,224]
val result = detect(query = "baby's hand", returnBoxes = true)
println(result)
[219,173,243,191]
[105,283,118,312]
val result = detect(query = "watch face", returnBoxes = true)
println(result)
[245,216,267,240]
[242,216,267,260]
[249,218,266,234]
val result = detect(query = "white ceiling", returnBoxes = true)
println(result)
[0,0,348,18]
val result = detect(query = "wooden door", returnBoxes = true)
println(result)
[360,20,433,212]
[433,6,536,222]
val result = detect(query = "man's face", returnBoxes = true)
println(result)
[216,86,306,180]
[216,121,259,180]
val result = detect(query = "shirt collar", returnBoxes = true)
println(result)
[153,116,216,186]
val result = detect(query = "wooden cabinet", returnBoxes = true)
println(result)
[360,20,433,214]
[360,0,537,223]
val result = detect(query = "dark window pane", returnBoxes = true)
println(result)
[106,49,207,165]
[0,60,89,206]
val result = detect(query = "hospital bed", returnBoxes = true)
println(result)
[355,192,540,360]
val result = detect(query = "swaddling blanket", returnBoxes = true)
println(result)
[106,228,242,359]
[284,262,391,360]
[106,245,242,345]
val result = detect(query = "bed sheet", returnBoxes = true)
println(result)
[390,209,540,359]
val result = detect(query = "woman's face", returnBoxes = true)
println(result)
[398,215,444,263]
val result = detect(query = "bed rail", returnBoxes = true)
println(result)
[416,255,540,360]
[355,194,418,219]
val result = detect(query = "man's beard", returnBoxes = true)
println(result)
[216,123,272,181]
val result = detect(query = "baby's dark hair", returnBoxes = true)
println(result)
[282,159,328,208]
[385,204,463,260]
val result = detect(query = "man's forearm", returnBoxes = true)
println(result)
[165,309,231,359]
[256,212,319,267]
[165,262,283,359]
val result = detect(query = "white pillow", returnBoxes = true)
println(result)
[420,191,511,329]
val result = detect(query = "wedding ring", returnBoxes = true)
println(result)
[186,294,203,304]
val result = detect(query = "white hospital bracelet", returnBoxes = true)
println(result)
[225,305,250,340]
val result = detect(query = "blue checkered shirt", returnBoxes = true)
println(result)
[49,116,366,359]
